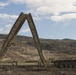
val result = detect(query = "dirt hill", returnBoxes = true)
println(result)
[0,34,76,75]
[0,34,76,62]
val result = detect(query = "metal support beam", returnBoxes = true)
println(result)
[26,13,46,64]
[0,12,26,59]
[0,12,46,65]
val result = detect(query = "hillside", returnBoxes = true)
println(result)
[0,34,76,62]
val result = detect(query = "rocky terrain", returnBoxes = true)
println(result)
[0,34,76,75]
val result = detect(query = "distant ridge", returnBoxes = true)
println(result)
[0,34,76,55]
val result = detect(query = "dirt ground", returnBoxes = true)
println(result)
[0,67,76,75]
[0,70,76,75]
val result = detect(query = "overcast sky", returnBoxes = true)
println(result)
[0,0,76,39]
